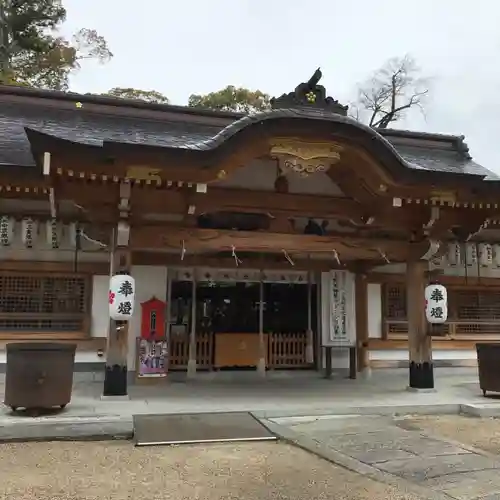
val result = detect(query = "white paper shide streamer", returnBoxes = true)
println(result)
[425,284,448,324]
[0,216,14,246]
[21,218,37,248]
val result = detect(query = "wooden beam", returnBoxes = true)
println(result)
[367,272,500,288]
[132,251,339,271]
[0,260,109,274]
[368,338,500,350]
[130,224,431,261]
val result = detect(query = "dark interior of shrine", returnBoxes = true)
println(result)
[170,280,317,334]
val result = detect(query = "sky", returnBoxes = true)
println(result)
[61,0,500,172]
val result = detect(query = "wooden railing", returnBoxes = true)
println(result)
[384,320,500,341]
[168,331,310,370]
[268,332,308,369]
[168,332,213,370]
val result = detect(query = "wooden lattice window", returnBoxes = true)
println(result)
[0,273,90,336]
[383,284,407,319]
[382,282,500,338]
[451,290,500,321]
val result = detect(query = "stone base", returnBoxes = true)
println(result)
[102,364,128,396]
[186,359,197,379]
[100,394,130,401]
[408,361,434,389]
[406,386,437,393]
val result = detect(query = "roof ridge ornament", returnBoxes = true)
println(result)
[270,68,348,115]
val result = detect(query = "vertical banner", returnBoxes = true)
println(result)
[329,270,349,345]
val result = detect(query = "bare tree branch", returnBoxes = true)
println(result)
[353,55,430,129]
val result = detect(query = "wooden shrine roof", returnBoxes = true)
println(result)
[0,84,496,184]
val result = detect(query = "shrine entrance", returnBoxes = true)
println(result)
[167,272,318,371]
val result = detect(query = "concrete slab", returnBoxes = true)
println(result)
[0,416,133,442]
[269,412,500,500]
[461,403,500,418]
[423,470,500,500]
[376,453,500,481]
[0,367,488,443]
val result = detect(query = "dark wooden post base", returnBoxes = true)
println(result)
[409,360,434,389]
[324,346,332,379]
[103,364,128,396]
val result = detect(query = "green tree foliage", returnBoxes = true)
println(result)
[3,0,112,90]
[103,87,170,104]
[188,85,271,113]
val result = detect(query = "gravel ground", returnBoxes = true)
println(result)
[0,440,424,500]
[405,415,500,454]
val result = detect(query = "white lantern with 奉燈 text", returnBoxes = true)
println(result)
[109,274,136,321]
[425,284,448,324]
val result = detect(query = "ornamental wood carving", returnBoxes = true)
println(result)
[270,138,343,178]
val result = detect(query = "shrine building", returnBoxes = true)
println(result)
[0,70,499,394]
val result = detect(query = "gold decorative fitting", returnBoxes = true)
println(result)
[125,166,162,182]
[269,139,343,178]
[429,190,456,204]
[217,169,227,179]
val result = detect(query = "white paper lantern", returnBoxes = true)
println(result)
[447,242,461,266]
[0,216,14,246]
[46,219,62,249]
[109,274,136,321]
[479,243,493,267]
[495,245,500,268]
[425,284,448,324]
[466,243,478,266]
[21,218,37,248]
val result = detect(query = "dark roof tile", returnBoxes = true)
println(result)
[0,94,497,182]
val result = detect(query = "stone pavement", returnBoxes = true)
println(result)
[267,414,500,500]
[0,367,499,442]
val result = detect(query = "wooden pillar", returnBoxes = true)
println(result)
[315,271,323,371]
[257,274,266,376]
[103,244,132,397]
[407,260,434,389]
[355,273,370,375]
[165,271,172,371]
[103,182,132,397]
[187,273,197,378]
[305,270,314,364]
